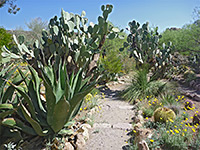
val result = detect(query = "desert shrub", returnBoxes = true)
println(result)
[81,93,99,110]
[99,51,123,82]
[0,27,13,49]
[121,69,167,104]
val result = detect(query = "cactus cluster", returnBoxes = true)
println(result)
[0,5,123,139]
[1,5,122,77]
[153,107,176,123]
[120,20,173,78]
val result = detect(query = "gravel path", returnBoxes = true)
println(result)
[83,84,134,150]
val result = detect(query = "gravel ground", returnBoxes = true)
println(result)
[83,84,135,150]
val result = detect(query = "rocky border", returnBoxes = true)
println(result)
[63,106,100,150]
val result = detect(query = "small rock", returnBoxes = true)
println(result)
[190,80,195,87]
[82,127,89,140]
[138,140,149,150]
[135,115,144,124]
[138,110,143,116]
[112,123,132,130]
[76,134,86,150]
[93,123,111,128]
[194,94,200,101]
[133,123,143,130]
[80,123,92,129]
[64,142,74,150]
[118,105,134,110]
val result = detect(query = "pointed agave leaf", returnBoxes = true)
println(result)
[70,82,95,110]
[42,70,56,127]
[1,86,15,103]
[71,68,82,96]
[17,67,29,86]
[0,104,13,109]
[28,66,46,112]
[0,110,15,119]
[14,118,37,135]
[20,102,47,136]
[11,84,37,120]
[50,98,70,133]
[55,62,65,102]
[43,66,54,86]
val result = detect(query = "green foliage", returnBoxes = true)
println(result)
[101,29,134,74]
[81,93,99,110]
[0,28,13,49]
[153,107,176,123]
[121,69,166,104]
[160,94,178,106]
[142,107,154,117]
[99,51,122,82]
[160,24,200,55]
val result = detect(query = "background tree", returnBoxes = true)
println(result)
[25,17,48,39]
[0,0,20,14]
[0,27,13,49]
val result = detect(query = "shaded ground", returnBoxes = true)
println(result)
[83,84,135,150]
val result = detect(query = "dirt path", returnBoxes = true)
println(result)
[83,84,134,150]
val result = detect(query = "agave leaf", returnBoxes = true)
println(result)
[50,98,70,133]
[55,62,65,102]
[42,73,56,127]
[70,81,95,110]
[20,102,47,136]
[0,110,15,119]
[17,67,29,87]
[0,104,13,109]
[11,84,37,120]
[14,118,37,135]
[71,68,82,97]
[28,66,46,112]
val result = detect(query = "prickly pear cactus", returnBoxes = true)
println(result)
[1,5,123,78]
[153,107,176,123]
[120,20,174,78]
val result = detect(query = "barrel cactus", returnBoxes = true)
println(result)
[153,107,176,123]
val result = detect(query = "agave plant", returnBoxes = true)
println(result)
[0,61,99,137]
